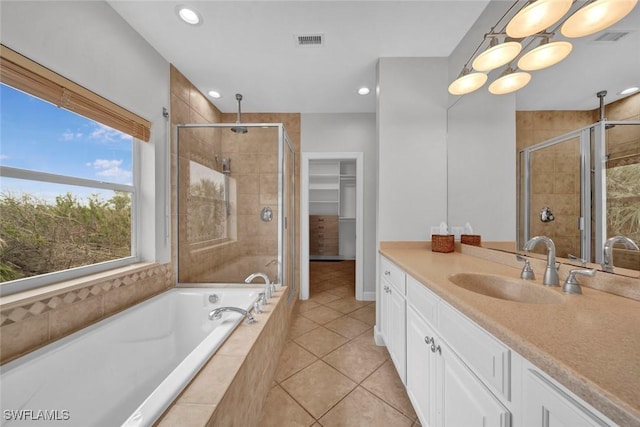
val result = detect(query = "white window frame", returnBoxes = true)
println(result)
[0,142,140,296]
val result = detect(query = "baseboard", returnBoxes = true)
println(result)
[362,290,376,301]
[374,325,386,347]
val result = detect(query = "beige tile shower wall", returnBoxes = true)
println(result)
[221,113,301,288]
[171,66,301,285]
[0,263,172,364]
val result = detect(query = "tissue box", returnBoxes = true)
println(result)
[432,235,455,253]
[461,234,481,246]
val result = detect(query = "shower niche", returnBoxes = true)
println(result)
[176,123,296,296]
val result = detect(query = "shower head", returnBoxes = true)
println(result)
[231,93,248,134]
[596,90,615,129]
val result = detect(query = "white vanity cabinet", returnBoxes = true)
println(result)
[406,280,510,427]
[380,256,406,383]
[522,363,611,427]
[379,255,617,427]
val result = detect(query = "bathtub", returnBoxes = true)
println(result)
[0,287,260,427]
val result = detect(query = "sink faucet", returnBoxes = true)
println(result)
[523,236,559,287]
[245,272,272,299]
[209,307,256,324]
[602,236,639,273]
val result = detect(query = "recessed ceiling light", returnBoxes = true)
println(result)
[620,86,639,95]
[208,90,221,99]
[176,6,201,25]
[358,87,371,95]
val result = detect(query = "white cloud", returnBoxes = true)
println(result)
[60,131,83,141]
[90,123,129,143]
[87,159,132,183]
[0,154,8,160]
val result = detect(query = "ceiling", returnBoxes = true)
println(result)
[108,1,640,114]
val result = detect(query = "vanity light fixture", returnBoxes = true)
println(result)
[448,0,638,97]
[517,38,573,71]
[506,0,573,38]
[358,87,371,95]
[488,68,531,95]
[472,38,522,72]
[620,86,640,95]
[448,68,488,95]
[176,6,202,25]
[561,0,638,38]
[208,90,221,99]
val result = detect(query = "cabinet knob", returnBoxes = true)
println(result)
[384,270,391,276]
[424,336,433,345]
[431,343,442,355]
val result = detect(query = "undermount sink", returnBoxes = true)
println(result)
[448,273,564,304]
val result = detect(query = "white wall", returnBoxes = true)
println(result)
[1,1,171,263]
[446,2,517,241]
[301,113,377,297]
[376,58,449,242]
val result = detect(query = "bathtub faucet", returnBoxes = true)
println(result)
[209,307,256,324]
[245,272,273,299]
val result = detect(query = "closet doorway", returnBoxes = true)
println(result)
[300,152,364,300]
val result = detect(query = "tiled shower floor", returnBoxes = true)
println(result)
[258,261,421,426]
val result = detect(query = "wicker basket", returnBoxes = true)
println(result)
[432,235,455,253]
[461,234,481,246]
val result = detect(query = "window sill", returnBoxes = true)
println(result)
[0,262,159,311]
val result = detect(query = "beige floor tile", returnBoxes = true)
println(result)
[324,315,372,340]
[301,305,343,325]
[274,341,318,382]
[351,329,390,359]
[294,326,349,357]
[295,299,321,313]
[318,387,414,427]
[413,417,422,426]
[347,304,376,325]
[325,298,371,314]
[323,340,388,383]
[289,315,320,339]
[281,360,357,419]
[309,290,343,305]
[325,286,354,298]
[362,360,417,419]
[257,385,315,427]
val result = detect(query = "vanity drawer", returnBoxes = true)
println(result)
[439,302,511,401]
[380,256,406,294]
[407,275,440,327]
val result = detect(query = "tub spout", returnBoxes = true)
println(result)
[209,307,255,324]
[245,272,272,299]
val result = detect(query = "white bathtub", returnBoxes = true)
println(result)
[0,287,260,427]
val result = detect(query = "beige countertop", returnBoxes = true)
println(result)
[379,243,640,427]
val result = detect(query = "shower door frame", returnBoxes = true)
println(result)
[518,120,640,264]
[174,123,294,289]
[518,125,593,262]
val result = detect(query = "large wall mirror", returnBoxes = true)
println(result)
[446,3,639,278]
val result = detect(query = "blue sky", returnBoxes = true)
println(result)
[0,83,132,202]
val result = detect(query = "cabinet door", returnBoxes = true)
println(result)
[523,369,609,427]
[388,283,406,383]
[406,307,437,427]
[438,340,511,427]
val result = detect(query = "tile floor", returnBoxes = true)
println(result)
[258,261,420,427]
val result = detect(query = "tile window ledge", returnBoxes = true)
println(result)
[0,262,162,319]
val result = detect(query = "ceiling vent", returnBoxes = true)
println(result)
[593,31,630,42]
[295,34,324,48]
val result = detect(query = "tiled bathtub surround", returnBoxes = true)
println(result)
[157,284,294,426]
[0,262,172,364]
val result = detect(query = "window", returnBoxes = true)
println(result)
[0,45,150,295]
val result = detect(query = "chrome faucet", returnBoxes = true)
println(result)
[523,236,559,287]
[245,272,272,299]
[562,268,597,295]
[601,236,639,273]
[209,307,256,324]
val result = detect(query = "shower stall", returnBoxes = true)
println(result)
[518,119,640,271]
[175,123,297,299]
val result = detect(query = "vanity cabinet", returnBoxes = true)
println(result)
[406,288,510,427]
[522,365,610,427]
[380,254,616,427]
[380,256,406,383]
